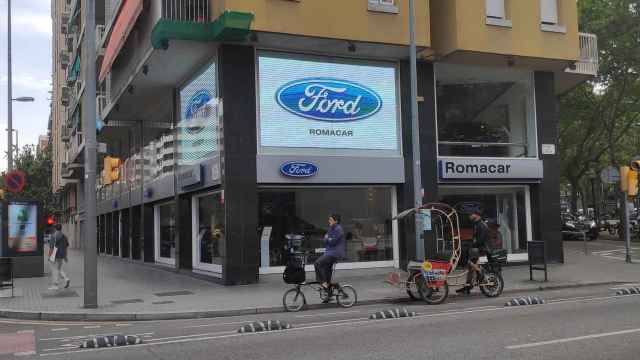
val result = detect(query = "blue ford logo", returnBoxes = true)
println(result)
[184,89,213,134]
[276,78,382,122]
[280,162,318,178]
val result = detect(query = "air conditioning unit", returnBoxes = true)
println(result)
[61,12,70,26]
[59,50,70,69]
[61,127,70,142]
[61,86,70,106]
[61,23,69,34]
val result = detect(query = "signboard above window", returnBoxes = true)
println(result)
[257,52,401,157]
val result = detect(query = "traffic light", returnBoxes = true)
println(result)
[46,216,55,226]
[102,156,121,185]
[628,169,639,197]
[620,166,630,193]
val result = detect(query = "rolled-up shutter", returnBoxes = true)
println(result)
[540,0,558,24]
[486,0,505,19]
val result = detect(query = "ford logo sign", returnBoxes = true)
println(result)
[276,78,382,122]
[184,89,213,134]
[280,162,318,178]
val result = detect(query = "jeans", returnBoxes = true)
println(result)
[52,259,69,286]
[314,255,337,284]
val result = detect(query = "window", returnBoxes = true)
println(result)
[258,187,395,267]
[154,203,176,265]
[368,0,399,14]
[486,0,505,19]
[439,186,531,254]
[540,0,558,25]
[193,192,225,273]
[436,63,537,158]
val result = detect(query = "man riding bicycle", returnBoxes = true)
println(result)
[457,209,490,295]
[314,214,345,299]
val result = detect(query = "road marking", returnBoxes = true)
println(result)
[40,332,153,342]
[82,326,101,329]
[14,351,36,356]
[146,330,233,343]
[506,327,640,350]
[183,320,250,329]
[50,329,68,332]
[17,330,34,334]
[115,324,131,327]
[294,310,361,318]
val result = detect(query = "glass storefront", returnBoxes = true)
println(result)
[436,63,537,158]
[439,186,531,254]
[154,202,176,265]
[258,187,396,269]
[192,192,225,273]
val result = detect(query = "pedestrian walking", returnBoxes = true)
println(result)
[48,224,70,290]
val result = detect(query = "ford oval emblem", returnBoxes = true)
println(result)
[280,162,318,178]
[184,89,212,134]
[276,78,382,122]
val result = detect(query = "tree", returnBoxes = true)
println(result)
[1,144,59,216]
[560,0,640,212]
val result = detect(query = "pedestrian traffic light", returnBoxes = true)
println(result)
[102,156,121,185]
[46,216,55,226]
[630,158,640,172]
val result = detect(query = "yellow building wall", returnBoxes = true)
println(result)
[432,0,579,61]
[217,0,430,47]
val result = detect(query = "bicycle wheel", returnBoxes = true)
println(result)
[336,285,357,308]
[406,272,420,300]
[418,280,449,305]
[480,271,504,298]
[283,288,306,312]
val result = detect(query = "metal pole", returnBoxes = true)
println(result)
[623,192,632,263]
[409,0,424,260]
[7,0,12,171]
[82,0,98,308]
[14,130,18,158]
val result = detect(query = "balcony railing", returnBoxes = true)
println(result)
[162,0,210,23]
[567,32,598,76]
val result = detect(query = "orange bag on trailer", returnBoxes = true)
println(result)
[422,260,450,287]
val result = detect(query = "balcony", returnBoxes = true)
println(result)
[566,33,598,76]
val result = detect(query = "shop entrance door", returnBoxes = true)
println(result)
[154,202,176,266]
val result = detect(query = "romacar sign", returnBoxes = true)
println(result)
[444,162,512,175]
[438,158,544,180]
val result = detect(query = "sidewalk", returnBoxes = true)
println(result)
[0,241,638,321]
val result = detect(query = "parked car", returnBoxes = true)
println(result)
[562,213,598,240]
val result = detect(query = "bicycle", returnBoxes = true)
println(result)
[282,251,358,312]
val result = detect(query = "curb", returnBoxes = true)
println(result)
[0,281,626,322]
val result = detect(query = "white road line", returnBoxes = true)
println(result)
[183,320,250,329]
[115,324,131,327]
[506,327,640,350]
[295,310,361,318]
[82,326,101,329]
[40,332,154,342]
[17,330,34,334]
[14,351,36,356]
[146,330,234,343]
[50,328,68,332]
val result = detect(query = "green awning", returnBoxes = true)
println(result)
[67,54,81,83]
[151,11,254,50]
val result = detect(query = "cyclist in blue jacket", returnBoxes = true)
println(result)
[314,214,345,292]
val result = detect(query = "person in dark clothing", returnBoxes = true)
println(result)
[314,214,345,293]
[49,224,70,290]
[457,210,490,294]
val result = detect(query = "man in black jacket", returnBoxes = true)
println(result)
[457,210,490,294]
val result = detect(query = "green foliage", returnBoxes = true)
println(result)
[560,0,640,210]
[1,144,59,215]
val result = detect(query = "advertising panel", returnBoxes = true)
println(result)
[178,62,219,166]
[7,203,38,254]
[258,53,400,152]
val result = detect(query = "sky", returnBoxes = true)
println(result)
[0,0,52,172]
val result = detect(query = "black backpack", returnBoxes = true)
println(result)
[283,257,305,284]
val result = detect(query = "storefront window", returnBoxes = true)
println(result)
[194,192,225,271]
[436,63,537,158]
[258,187,394,267]
[155,203,176,265]
[439,187,529,253]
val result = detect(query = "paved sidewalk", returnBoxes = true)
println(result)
[0,241,638,321]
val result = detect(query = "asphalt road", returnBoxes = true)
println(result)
[1,284,640,359]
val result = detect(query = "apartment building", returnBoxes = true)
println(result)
[51,0,598,285]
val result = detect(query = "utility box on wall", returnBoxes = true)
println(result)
[0,201,44,278]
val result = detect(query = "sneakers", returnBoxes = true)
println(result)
[64,280,70,289]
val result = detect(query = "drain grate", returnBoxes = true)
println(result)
[151,300,175,305]
[110,299,144,305]
[153,291,194,297]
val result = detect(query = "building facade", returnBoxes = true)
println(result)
[51,0,598,284]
